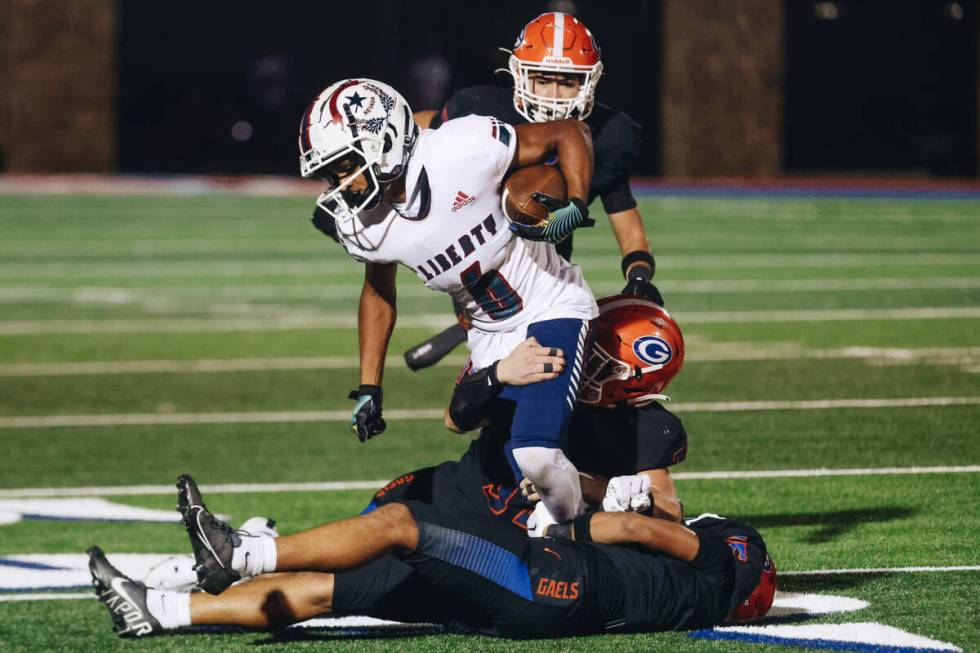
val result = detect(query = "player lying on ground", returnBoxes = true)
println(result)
[88,475,776,639]
[402,12,662,371]
[139,294,689,602]
[301,78,598,522]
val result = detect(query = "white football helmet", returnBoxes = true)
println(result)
[298,79,418,231]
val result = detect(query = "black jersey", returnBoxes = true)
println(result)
[432,85,643,216]
[588,514,769,632]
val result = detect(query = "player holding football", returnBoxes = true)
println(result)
[302,78,599,523]
[402,12,663,371]
[87,475,776,638]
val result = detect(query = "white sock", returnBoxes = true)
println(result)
[145,589,191,630]
[231,533,277,577]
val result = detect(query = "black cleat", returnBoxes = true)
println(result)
[403,323,467,371]
[88,546,162,638]
[176,474,241,595]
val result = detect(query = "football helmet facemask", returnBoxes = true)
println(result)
[298,79,418,233]
[579,295,685,408]
[505,12,603,122]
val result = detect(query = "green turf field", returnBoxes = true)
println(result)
[0,191,978,651]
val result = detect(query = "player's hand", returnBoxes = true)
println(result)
[509,195,594,244]
[602,475,652,513]
[496,337,565,386]
[526,501,558,538]
[348,385,386,442]
[621,276,665,306]
[520,477,541,503]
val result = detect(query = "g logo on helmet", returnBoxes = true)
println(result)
[632,336,672,367]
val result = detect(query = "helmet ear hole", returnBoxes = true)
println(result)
[383,133,393,153]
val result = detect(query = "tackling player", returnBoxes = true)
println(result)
[403,12,663,371]
[301,78,598,522]
[88,476,776,638]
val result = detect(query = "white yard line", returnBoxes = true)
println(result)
[2,306,980,335]
[3,277,980,304]
[0,466,976,499]
[1,253,979,279]
[1,397,977,430]
[4,346,979,377]
[782,565,980,576]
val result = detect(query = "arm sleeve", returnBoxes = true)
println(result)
[600,173,638,214]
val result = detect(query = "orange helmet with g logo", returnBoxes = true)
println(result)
[579,296,685,407]
[507,12,604,122]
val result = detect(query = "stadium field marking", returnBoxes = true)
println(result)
[781,565,980,577]
[3,277,980,305]
[1,466,977,499]
[2,306,980,334]
[3,252,980,279]
[2,397,978,429]
[4,346,979,377]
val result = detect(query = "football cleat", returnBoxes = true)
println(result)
[145,516,279,591]
[88,546,162,638]
[403,323,467,371]
[176,474,241,595]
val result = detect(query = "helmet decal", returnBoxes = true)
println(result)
[632,335,672,367]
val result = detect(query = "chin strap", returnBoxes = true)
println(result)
[630,393,670,407]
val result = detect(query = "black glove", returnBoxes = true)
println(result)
[348,384,386,442]
[509,195,594,244]
[621,263,664,306]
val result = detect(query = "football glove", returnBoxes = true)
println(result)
[621,272,665,306]
[602,475,652,514]
[526,501,558,538]
[349,384,386,442]
[509,194,594,244]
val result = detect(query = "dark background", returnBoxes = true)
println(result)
[116,0,977,177]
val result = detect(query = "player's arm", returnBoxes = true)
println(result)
[553,511,700,562]
[443,337,566,433]
[508,120,595,244]
[512,119,592,202]
[613,206,663,305]
[638,468,683,522]
[350,262,397,441]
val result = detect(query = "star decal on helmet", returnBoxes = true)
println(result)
[347,91,366,111]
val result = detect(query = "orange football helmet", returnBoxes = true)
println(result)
[506,12,604,122]
[729,555,778,622]
[579,295,685,407]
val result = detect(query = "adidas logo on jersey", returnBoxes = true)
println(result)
[451,191,476,212]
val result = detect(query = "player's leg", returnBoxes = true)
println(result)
[177,475,419,595]
[505,317,593,521]
[190,572,333,627]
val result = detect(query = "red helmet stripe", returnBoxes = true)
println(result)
[326,79,362,125]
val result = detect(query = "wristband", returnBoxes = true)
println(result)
[547,522,574,540]
[349,384,382,402]
[572,512,595,543]
[620,251,655,280]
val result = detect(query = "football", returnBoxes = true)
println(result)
[502,164,567,226]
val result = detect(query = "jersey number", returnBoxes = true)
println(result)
[460,262,523,321]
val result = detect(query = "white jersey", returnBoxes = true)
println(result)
[337,115,597,368]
